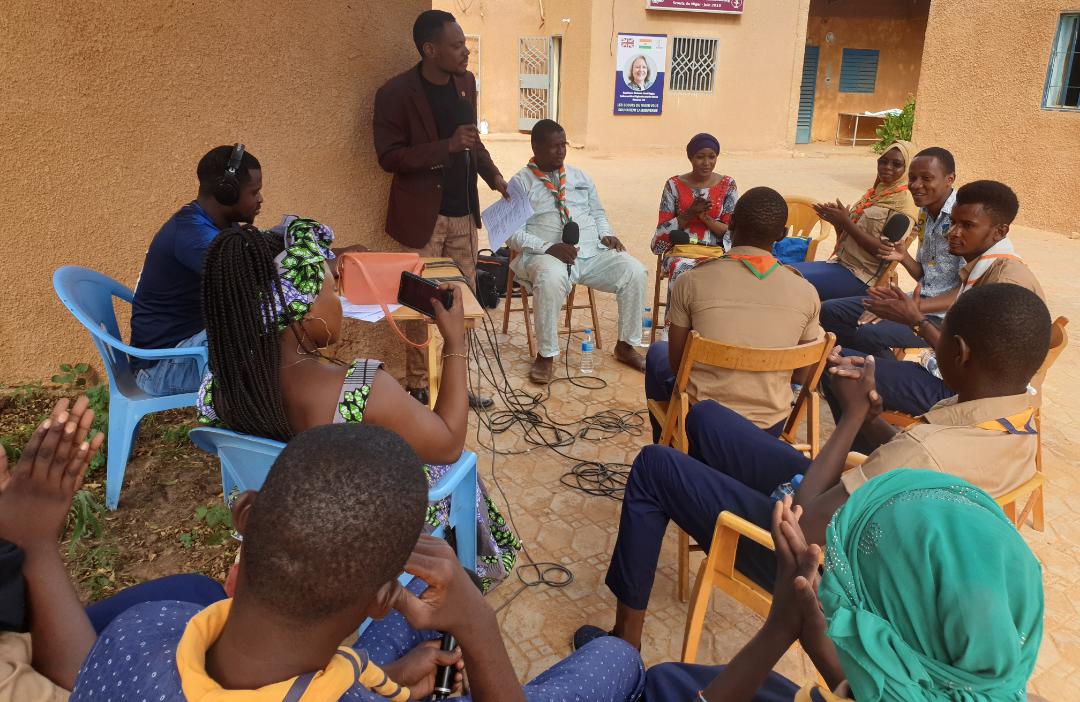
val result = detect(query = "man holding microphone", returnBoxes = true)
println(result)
[374,9,507,408]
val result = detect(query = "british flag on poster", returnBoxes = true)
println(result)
[614,33,668,115]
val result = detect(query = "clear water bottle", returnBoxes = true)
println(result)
[770,474,804,502]
[580,329,595,374]
[641,307,653,346]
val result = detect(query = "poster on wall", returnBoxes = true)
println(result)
[646,0,744,14]
[614,33,668,115]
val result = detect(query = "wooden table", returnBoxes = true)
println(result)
[390,258,485,408]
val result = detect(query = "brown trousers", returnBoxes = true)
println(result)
[405,214,477,389]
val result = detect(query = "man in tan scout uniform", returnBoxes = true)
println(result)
[643,186,823,444]
[827,179,1044,422]
[578,282,1050,652]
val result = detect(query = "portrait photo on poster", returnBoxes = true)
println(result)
[613,33,668,116]
[624,54,657,91]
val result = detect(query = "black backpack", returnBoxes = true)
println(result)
[475,247,511,309]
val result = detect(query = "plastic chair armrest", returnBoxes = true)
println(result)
[428,452,477,502]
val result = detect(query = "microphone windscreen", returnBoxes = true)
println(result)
[453,99,476,127]
[562,221,580,246]
[669,229,691,246]
[881,212,912,243]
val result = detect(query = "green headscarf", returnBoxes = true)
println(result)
[819,469,1043,701]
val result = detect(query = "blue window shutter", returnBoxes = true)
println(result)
[796,46,819,144]
[839,49,879,93]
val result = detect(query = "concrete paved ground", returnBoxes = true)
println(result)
[466,136,1080,697]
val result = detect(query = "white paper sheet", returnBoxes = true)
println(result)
[481,178,533,251]
[340,298,401,323]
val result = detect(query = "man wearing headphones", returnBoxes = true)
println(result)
[130,144,263,396]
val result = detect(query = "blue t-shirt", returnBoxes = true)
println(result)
[130,202,221,362]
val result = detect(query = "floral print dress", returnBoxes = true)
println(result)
[651,175,738,291]
[329,359,520,591]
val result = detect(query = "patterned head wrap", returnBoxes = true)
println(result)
[819,469,1043,701]
[267,217,335,331]
[686,132,720,158]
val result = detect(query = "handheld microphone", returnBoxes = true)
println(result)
[432,633,458,699]
[871,212,913,280]
[432,565,485,700]
[668,229,691,246]
[561,220,580,279]
[453,99,476,153]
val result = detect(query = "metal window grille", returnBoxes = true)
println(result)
[1043,13,1080,109]
[670,37,718,93]
[839,49,879,93]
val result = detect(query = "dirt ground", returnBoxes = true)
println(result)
[5,137,1076,696]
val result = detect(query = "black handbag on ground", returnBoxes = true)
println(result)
[476,247,512,308]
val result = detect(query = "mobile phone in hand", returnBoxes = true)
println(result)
[398,272,454,318]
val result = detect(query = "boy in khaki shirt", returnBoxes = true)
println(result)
[827,179,1045,423]
[579,282,1050,652]
[645,186,823,442]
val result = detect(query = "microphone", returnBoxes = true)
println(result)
[453,99,475,154]
[561,220,580,279]
[669,229,691,246]
[432,565,485,700]
[872,212,913,280]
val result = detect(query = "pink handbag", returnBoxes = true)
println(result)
[338,252,430,347]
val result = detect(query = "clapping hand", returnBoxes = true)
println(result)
[813,200,850,229]
[0,397,105,550]
[827,353,882,422]
[863,283,923,326]
[764,497,822,642]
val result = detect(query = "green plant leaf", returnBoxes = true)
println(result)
[60,364,72,372]
[74,363,89,373]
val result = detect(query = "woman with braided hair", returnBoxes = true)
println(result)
[197,219,520,589]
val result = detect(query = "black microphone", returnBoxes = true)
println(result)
[561,220,580,279]
[872,212,913,280]
[432,566,485,699]
[668,229,691,246]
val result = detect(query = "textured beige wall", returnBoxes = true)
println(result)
[914,0,1080,233]
[440,0,810,152]
[0,0,428,385]
[806,0,928,142]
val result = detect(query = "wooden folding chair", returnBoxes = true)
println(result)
[783,195,833,263]
[500,250,603,357]
[879,316,1068,531]
[647,330,836,601]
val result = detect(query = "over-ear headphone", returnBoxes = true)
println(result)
[212,143,246,206]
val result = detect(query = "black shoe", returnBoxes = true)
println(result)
[408,387,430,405]
[469,391,494,410]
[572,624,612,651]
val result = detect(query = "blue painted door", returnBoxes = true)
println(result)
[796,46,819,144]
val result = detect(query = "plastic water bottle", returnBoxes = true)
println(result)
[770,474,804,502]
[580,329,595,374]
[641,307,653,346]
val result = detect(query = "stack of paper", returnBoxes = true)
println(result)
[340,298,401,323]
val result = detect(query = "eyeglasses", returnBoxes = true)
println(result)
[877,156,905,169]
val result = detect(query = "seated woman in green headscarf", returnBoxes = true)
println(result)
[643,469,1046,701]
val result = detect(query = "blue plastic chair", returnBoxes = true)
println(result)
[53,266,208,510]
[188,427,479,632]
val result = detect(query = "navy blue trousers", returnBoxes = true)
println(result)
[85,574,227,633]
[645,342,784,444]
[605,404,810,611]
[788,261,868,301]
[820,295,930,357]
[645,662,799,701]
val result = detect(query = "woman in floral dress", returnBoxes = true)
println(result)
[196,218,520,590]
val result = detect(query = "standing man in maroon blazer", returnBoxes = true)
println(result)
[374,9,507,408]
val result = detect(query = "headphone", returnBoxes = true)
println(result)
[212,143,246,206]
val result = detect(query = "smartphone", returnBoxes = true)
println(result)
[398,271,454,318]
